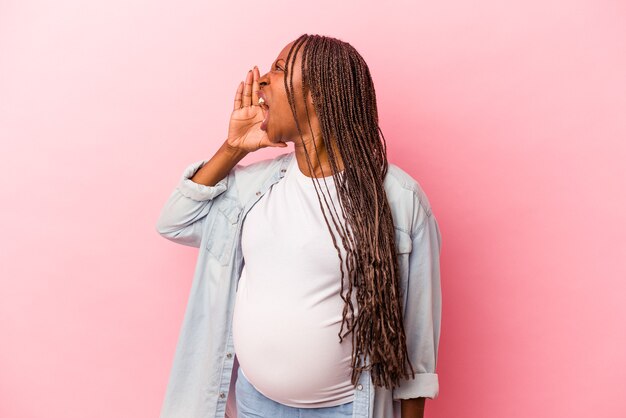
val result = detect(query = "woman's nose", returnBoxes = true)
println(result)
[258,72,269,87]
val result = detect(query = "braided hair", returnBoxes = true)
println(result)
[283,33,416,389]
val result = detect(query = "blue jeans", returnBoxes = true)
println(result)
[235,366,354,418]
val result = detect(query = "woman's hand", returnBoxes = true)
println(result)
[226,66,287,152]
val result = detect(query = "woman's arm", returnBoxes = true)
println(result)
[190,140,248,187]
[155,140,248,247]
[401,397,426,418]
[392,194,442,401]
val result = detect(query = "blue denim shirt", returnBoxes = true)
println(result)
[155,151,442,418]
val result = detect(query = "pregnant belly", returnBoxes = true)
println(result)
[232,284,356,406]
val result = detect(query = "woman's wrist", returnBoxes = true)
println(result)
[222,139,249,160]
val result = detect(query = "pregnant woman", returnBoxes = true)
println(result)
[156,33,442,418]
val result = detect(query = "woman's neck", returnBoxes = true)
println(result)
[293,137,344,178]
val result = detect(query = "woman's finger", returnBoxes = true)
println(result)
[252,66,260,106]
[242,69,253,107]
[233,81,243,111]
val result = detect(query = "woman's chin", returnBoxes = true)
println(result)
[267,130,287,144]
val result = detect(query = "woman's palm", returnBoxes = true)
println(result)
[227,105,270,152]
[226,67,287,153]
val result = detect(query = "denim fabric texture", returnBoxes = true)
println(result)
[155,151,442,418]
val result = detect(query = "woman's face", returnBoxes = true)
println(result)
[257,40,318,145]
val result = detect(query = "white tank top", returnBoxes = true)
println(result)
[232,155,358,408]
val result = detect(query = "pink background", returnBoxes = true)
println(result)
[1,0,625,417]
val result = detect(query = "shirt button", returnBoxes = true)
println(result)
[256,191,261,196]
[357,384,363,391]
[280,169,286,172]
[219,391,226,398]
[226,353,232,359]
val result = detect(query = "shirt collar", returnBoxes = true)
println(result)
[278,151,296,179]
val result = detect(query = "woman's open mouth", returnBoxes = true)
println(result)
[258,91,270,131]
[260,104,270,131]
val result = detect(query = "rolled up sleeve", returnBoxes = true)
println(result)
[392,204,442,400]
[155,159,229,248]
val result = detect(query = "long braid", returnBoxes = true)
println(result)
[284,34,416,390]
